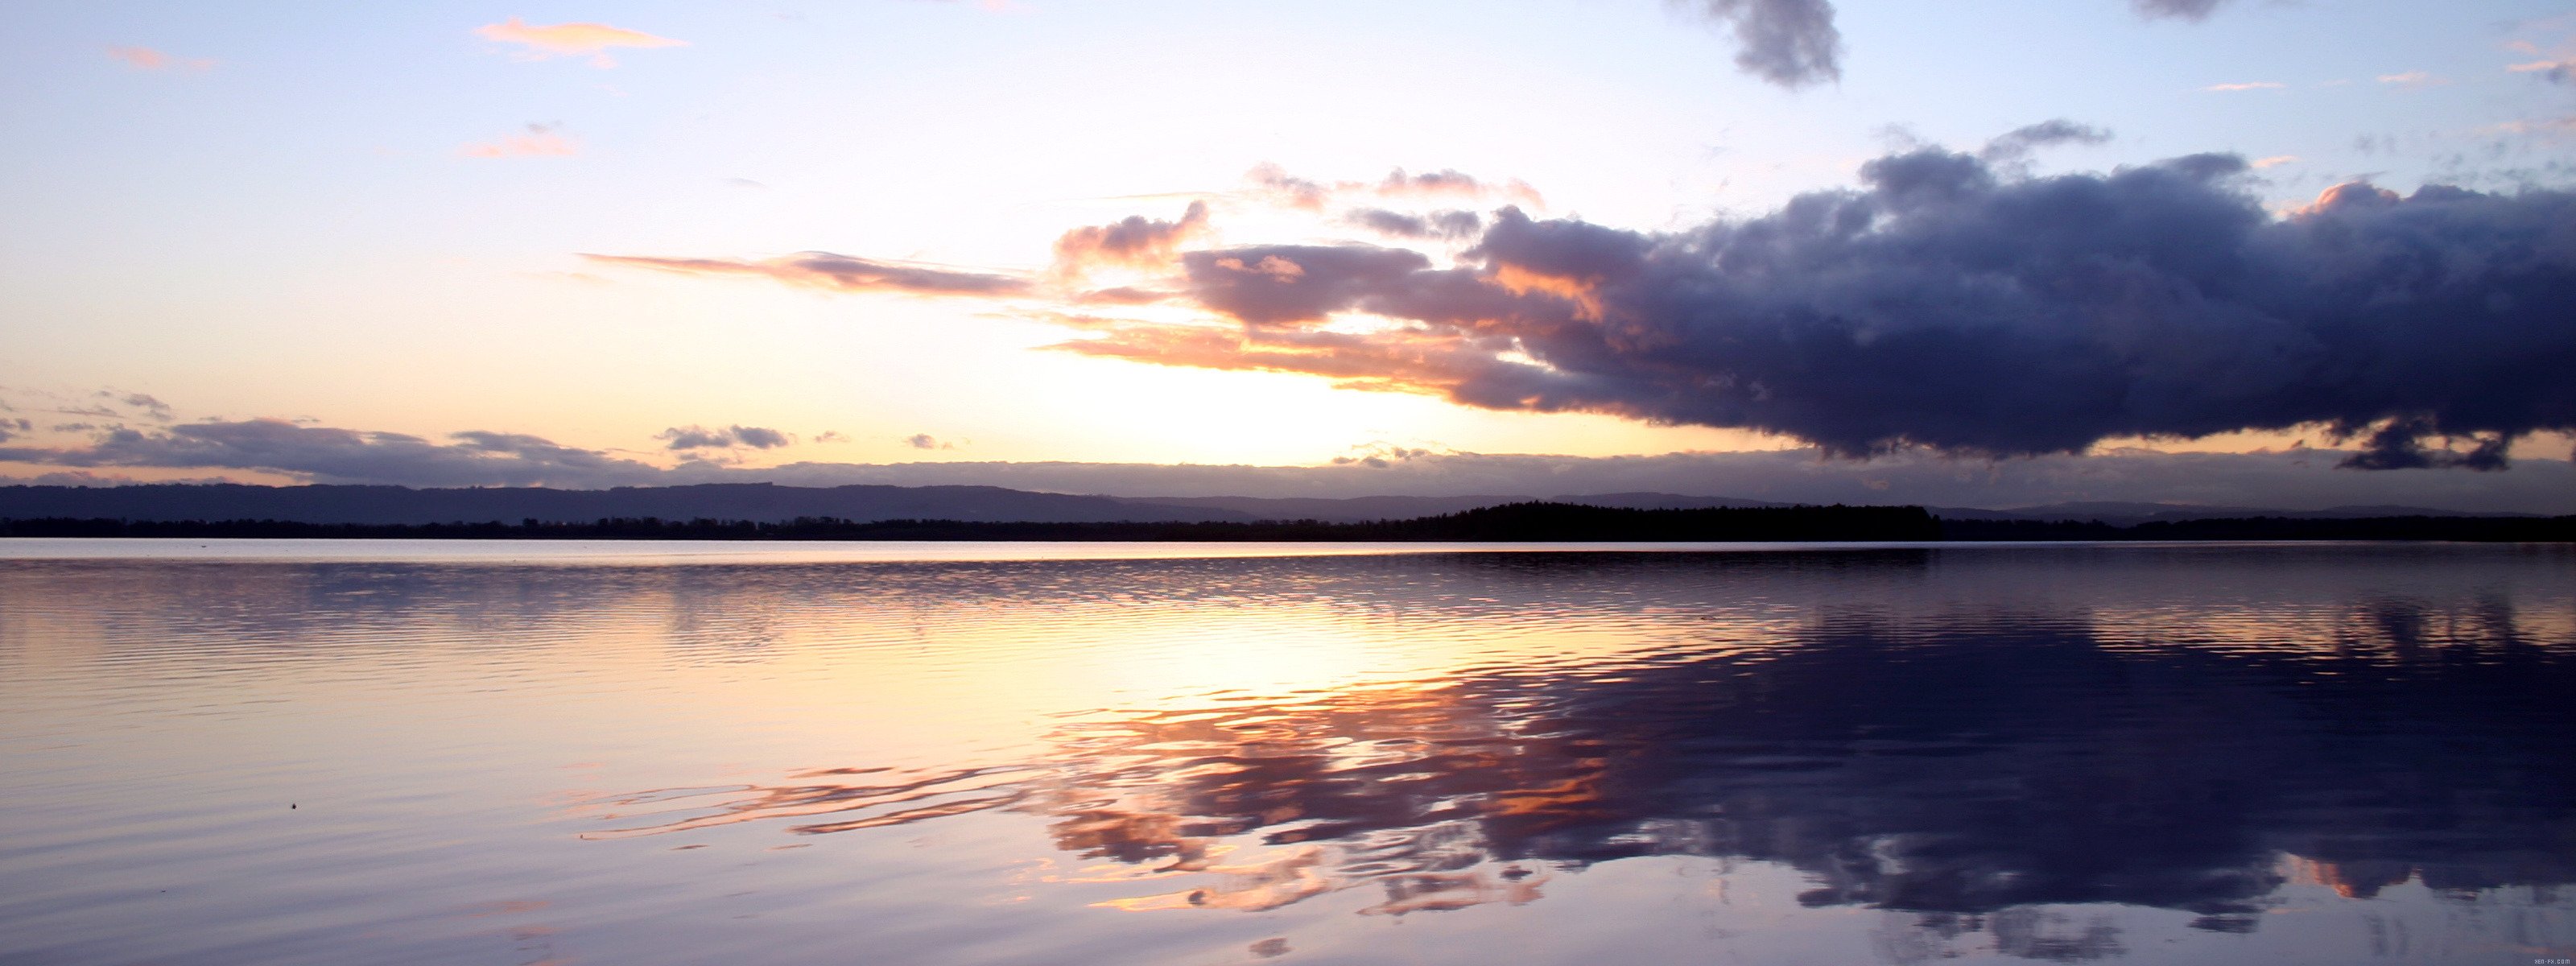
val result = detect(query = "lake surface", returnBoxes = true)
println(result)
[2,540,2570,964]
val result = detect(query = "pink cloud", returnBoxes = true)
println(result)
[473,16,685,68]
[105,47,213,71]
[460,124,579,159]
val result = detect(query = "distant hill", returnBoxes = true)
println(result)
[1109,491,1787,522]
[0,482,2533,529]
[0,483,1259,526]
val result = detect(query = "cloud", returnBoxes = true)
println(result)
[560,124,2573,478]
[584,251,1030,297]
[1247,164,1545,213]
[461,123,577,159]
[2248,155,2300,169]
[904,434,955,450]
[2202,81,2284,92]
[1665,1,2234,88]
[0,419,30,443]
[2376,71,2449,88]
[1978,120,2113,163]
[104,391,174,422]
[473,17,685,68]
[2509,60,2574,85]
[1375,168,1545,208]
[2484,116,2576,137]
[657,424,794,450]
[1052,147,2576,472]
[2131,0,2231,21]
[1051,201,1209,277]
[0,419,668,488]
[105,47,213,71]
[1678,0,1843,89]
[1345,208,1484,241]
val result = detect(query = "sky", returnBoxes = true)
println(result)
[2,1,2572,509]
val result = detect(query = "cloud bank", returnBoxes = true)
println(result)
[5,419,2571,514]
[1038,147,2574,472]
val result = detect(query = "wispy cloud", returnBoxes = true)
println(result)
[2201,81,2284,93]
[1248,164,1545,213]
[904,434,956,450]
[2508,59,2574,85]
[2132,0,2231,21]
[2376,70,2449,88]
[105,46,212,71]
[460,123,578,159]
[2248,155,2300,168]
[584,252,1031,297]
[2483,116,2576,137]
[473,16,686,68]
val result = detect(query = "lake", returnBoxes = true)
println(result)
[2,539,2570,964]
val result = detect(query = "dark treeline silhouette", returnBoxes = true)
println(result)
[1942,514,2576,542]
[3,502,2573,541]
[0,502,1930,541]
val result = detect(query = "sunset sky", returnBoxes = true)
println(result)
[3,1,2572,507]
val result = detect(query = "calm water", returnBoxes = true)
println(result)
[2,540,2570,965]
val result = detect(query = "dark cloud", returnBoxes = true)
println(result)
[657,424,792,450]
[584,252,1029,297]
[0,419,667,487]
[1178,245,1436,324]
[1084,147,2575,471]
[1681,0,1842,89]
[0,419,30,443]
[904,433,954,450]
[1674,2,2235,88]
[1346,208,1484,240]
[732,426,791,448]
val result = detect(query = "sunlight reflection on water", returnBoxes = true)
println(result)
[2,542,2570,964]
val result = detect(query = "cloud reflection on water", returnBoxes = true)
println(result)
[569,547,2576,946]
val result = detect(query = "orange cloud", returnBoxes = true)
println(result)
[2248,155,2300,168]
[1490,264,1604,322]
[473,17,685,68]
[1051,201,1209,279]
[2286,181,2401,218]
[105,47,212,70]
[460,124,577,158]
[584,252,1031,297]
[1046,320,1563,408]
